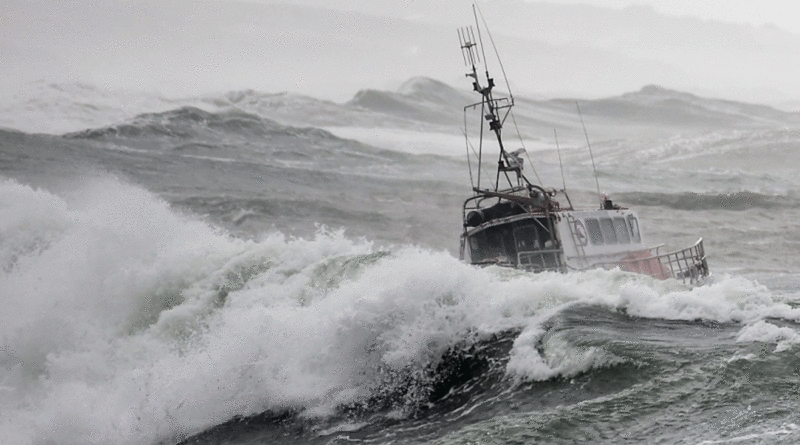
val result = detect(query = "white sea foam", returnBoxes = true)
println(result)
[2,177,799,444]
[736,320,800,352]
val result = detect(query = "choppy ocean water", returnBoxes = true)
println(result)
[2,81,800,444]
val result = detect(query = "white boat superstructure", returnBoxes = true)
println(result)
[456,14,708,284]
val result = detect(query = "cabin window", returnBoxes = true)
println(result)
[585,218,604,245]
[468,225,514,263]
[513,224,540,252]
[599,218,618,244]
[628,216,641,243]
[467,218,561,269]
[613,217,631,244]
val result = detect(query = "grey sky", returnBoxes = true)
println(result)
[2,0,799,106]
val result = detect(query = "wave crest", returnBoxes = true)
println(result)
[66,106,338,142]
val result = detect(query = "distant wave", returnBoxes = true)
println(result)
[0,128,26,139]
[66,106,340,142]
[348,84,462,126]
[618,191,799,210]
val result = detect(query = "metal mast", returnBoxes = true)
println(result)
[458,14,523,193]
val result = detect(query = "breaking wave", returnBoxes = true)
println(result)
[2,177,800,444]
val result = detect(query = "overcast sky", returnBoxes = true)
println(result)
[2,0,799,106]
[542,0,800,32]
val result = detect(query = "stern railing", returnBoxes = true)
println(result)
[616,238,709,285]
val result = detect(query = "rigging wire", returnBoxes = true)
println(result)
[477,99,486,190]
[464,107,496,191]
[474,2,542,192]
[509,110,543,186]
[462,112,475,189]
[472,5,490,81]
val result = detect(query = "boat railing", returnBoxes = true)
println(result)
[462,186,527,217]
[518,248,565,273]
[615,238,709,285]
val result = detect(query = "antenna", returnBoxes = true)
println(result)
[576,101,602,206]
[554,128,575,210]
[474,2,514,104]
[472,6,489,75]
[554,128,567,192]
[459,25,485,191]
[458,27,480,68]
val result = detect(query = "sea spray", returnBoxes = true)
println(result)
[3,178,800,444]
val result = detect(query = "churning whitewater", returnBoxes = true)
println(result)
[2,79,800,444]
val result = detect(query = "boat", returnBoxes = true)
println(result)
[456,19,709,285]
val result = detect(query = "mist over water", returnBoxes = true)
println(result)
[2,79,800,444]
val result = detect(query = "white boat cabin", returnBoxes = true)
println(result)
[459,191,707,283]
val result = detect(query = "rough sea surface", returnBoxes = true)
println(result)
[2,79,800,444]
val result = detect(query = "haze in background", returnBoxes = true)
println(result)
[2,0,800,108]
